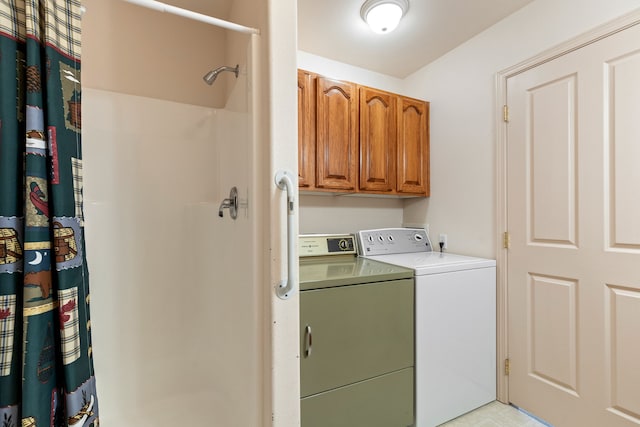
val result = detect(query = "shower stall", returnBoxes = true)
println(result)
[81,0,299,425]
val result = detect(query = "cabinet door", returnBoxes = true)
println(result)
[300,279,414,398]
[315,77,358,191]
[359,86,397,193]
[298,69,316,188]
[397,97,430,195]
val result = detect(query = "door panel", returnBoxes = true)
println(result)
[359,86,397,192]
[507,21,640,427]
[606,285,640,420]
[528,75,577,247]
[315,77,358,190]
[397,97,429,195]
[605,51,640,250]
[528,274,578,395]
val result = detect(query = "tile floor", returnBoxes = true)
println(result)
[439,401,550,427]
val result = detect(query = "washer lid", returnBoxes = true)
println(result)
[368,252,496,275]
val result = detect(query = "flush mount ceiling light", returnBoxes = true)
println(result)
[360,0,409,34]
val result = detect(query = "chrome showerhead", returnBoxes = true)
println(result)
[203,64,239,85]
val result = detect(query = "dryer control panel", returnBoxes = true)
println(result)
[299,234,356,257]
[357,228,433,256]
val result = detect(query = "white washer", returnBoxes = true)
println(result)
[357,228,496,427]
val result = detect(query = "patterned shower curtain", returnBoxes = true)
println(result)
[0,0,99,426]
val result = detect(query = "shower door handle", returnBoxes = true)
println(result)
[274,170,296,300]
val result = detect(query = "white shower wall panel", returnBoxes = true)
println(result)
[83,88,260,426]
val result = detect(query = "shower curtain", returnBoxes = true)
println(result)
[0,1,99,426]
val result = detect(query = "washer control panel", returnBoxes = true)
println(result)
[357,228,432,256]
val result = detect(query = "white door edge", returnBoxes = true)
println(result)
[266,0,301,425]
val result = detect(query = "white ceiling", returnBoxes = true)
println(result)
[297,0,535,78]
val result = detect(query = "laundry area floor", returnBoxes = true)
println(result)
[440,401,550,427]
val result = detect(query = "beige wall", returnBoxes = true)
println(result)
[402,0,640,258]
[298,50,405,94]
[299,194,405,235]
[82,0,230,108]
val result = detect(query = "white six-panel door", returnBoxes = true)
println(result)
[506,21,640,427]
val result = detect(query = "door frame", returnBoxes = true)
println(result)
[494,9,640,403]
[265,0,301,425]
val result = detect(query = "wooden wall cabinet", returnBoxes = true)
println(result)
[397,96,430,196]
[298,70,429,197]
